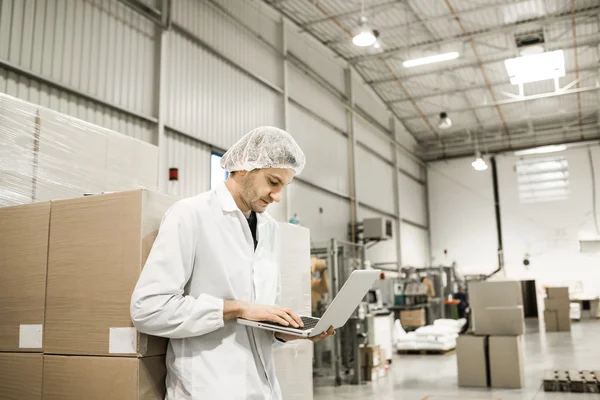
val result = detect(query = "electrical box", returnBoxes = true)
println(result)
[363,218,393,241]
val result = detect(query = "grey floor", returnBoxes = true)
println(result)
[314,318,600,400]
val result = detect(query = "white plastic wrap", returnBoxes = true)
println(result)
[274,223,313,400]
[0,94,158,207]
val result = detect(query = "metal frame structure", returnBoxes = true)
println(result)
[311,239,367,386]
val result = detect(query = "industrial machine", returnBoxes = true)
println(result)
[311,239,368,386]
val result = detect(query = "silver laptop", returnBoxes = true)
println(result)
[237,269,380,338]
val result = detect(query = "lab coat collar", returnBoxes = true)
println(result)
[216,182,240,213]
[216,182,274,229]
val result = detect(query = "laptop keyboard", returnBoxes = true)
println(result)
[259,315,320,331]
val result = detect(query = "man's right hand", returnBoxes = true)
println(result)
[224,300,303,328]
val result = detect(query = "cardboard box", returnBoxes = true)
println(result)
[44,190,176,356]
[473,306,525,336]
[545,309,571,332]
[547,287,569,300]
[489,336,524,389]
[274,224,313,398]
[274,341,313,399]
[545,298,570,311]
[0,353,43,400]
[362,365,380,382]
[0,202,51,352]
[359,345,381,367]
[0,96,37,206]
[468,280,523,310]
[544,310,558,332]
[557,309,571,331]
[42,355,166,400]
[457,334,489,388]
[400,308,426,327]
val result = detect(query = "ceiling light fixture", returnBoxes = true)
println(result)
[352,16,377,47]
[472,152,488,171]
[403,52,460,68]
[504,50,565,85]
[438,112,452,130]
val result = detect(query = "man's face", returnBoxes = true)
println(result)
[239,168,296,214]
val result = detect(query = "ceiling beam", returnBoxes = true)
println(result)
[423,128,600,161]
[397,84,600,122]
[384,65,600,105]
[347,6,600,64]
[299,0,401,29]
[418,104,600,141]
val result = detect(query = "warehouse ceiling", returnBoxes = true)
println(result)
[264,0,600,160]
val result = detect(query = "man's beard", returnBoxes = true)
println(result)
[241,175,266,213]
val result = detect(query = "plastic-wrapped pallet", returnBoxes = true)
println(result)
[274,223,313,400]
[0,93,158,207]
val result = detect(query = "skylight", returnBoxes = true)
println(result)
[504,50,565,85]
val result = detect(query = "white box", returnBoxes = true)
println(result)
[274,223,312,400]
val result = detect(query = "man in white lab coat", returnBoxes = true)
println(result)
[131,127,334,400]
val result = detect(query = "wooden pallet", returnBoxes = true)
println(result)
[397,348,454,355]
[543,370,600,393]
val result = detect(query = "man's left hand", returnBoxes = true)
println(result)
[275,326,335,343]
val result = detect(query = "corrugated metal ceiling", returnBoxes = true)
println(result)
[265,0,600,159]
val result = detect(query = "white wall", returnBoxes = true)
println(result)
[428,156,498,274]
[429,148,600,297]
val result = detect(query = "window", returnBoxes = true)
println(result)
[516,156,569,203]
[210,153,229,190]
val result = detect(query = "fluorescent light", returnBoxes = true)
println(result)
[403,52,459,68]
[504,50,565,85]
[514,144,567,156]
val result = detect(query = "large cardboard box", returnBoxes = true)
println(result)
[473,306,525,336]
[400,308,426,327]
[545,298,570,311]
[362,365,381,382]
[42,355,166,400]
[557,309,571,331]
[457,335,488,388]
[359,344,382,367]
[544,310,558,332]
[44,190,176,356]
[0,353,43,400]
[469,280,523,310]
[0,202,50,352]
[544,309,570,332]
[489,336,524,389]
[547,287,569,300]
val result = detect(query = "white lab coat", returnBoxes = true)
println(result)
[131,183,284,400]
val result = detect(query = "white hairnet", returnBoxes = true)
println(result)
[220,126,306,175]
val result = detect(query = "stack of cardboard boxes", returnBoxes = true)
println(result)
[457,280,525,389]
[359,344,387,382]
[0,190,176,400]
[0,94,159,208]
[544,287,571,332]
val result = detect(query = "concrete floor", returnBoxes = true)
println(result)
[314,318,600,400]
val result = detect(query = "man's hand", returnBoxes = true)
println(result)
[232,301,304,328]
[309,325,335,342]
[274,325,335,343]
